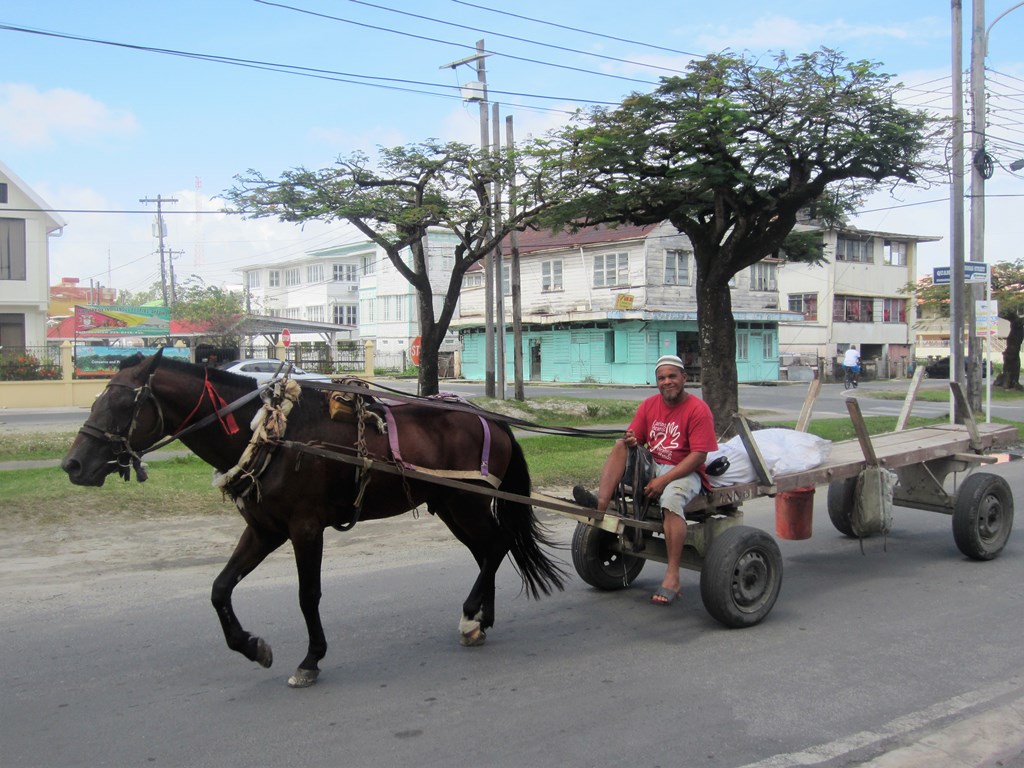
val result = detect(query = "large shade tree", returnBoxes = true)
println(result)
[541,49,936,433]
[226,139,567,395]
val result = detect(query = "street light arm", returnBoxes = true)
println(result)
[985,1,1024,55]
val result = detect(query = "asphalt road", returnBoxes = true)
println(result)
[3,461,1023,767]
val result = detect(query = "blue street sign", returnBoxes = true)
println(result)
[932,263,988,285]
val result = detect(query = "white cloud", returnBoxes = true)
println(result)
[0,83,138,149]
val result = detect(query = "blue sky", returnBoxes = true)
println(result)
[3,0,1023,295]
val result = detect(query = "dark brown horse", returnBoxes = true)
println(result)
[61,351,565,687]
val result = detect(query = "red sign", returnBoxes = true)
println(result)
[410,336,422,366]
[281,328,291,347]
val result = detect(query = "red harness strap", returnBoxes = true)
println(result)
[175,368,240,438]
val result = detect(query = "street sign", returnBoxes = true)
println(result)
[933,263,989,285]
[410,336,422,366]
[281,328,291,347]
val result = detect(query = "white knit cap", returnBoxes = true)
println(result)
[654,354,686,373]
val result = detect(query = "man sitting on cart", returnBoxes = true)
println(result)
[575,355,717,605]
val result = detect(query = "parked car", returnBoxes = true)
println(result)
[218,359,329,384]
[922,356,987,379]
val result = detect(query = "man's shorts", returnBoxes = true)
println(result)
[653,462,703,521]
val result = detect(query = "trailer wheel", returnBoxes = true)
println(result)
[952,473,1014,560]
[700,526,782,628]
[571,522,645,590]
[827,478,858,537]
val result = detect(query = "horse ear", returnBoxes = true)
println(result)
[146,347,165,375]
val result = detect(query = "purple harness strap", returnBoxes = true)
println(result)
[382,400,492,478]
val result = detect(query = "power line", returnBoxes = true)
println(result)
[253,0,659,86]
[448,0,705,59]
[341,0,691,76]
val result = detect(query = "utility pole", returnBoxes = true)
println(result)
[506,114,525,401]
[492,102,506,399]
[140,194,178,307]
[968,0,987,412]
[950,1,967,422]
[167,248,185,305]
[440,40,495,397]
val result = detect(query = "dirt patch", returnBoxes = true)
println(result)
[0,485,580,595]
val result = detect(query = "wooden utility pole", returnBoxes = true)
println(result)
[492,102,506,399]
[140,194,178,307]
[506,114,525,401]
[949,1,967,422]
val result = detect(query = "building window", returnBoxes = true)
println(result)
[346,305,357,325]
[307,264,324,284]
[333,263,356,282]
[284,268,300,286]
[268,270,281,288]
[0,183,8,204]
[884,240,907,266]
[788,293,818,321]
[307,305,325,323]
[594,252,628,288]
[246,271,260,289]
[833,294,875,322]
[464,272,483,288]
[836,235,872,263]
[542,260,563,291]
[0,218,27,280]
[737,333,749,360]
[665,249,690,285]
[749,262,777,291]
[362,255,376,275]
[882,298,906,323]
[762,333,774,359]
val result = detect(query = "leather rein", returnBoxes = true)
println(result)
[77,368,262,483]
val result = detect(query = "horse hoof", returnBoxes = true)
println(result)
[460,627,487,647]
[288,668,319,688]
[256,638,273,668]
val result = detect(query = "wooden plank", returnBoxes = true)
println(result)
[795,378,822,433]
[895,366,926,432]
[845,397,879,466]
[949,381,982,450]
[732,413,776,491]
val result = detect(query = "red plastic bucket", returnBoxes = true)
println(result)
[775,486,815,540]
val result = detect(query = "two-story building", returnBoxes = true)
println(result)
[776,225,940,380]
[454,222,800,385]
[240,228,460,369]
[1,160,66,349]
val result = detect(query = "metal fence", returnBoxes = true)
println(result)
[0,345,63,381]
[238,343,366,376]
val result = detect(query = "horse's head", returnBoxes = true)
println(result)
[62,349,167,486]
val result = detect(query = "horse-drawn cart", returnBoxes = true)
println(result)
[531,381,1018,629]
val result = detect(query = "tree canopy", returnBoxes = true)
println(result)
[541,48,937,432]
[226,139,570,395]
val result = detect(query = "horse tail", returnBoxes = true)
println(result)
[495,427,567,599]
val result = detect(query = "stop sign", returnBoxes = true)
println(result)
[281,328,291,347]
[410,336,422,366]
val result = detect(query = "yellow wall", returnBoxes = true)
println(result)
[0,379,106,408]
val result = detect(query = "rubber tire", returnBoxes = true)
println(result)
[571,522,645,590]
[700,526,783,628]
[952,473,1014,560]
[827,477,858,537]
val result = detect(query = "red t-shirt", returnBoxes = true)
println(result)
[629,393,718,476]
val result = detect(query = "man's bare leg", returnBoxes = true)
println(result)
[653,509,687,602]
[596,439,628,512]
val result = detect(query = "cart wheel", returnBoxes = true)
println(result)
[700,526,782,628]
[571,522,645,590]
[952,473,1014,560]
[827,477,858,537]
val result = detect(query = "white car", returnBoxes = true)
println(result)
[218,359,330,384]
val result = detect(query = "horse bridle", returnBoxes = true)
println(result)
[77,369,268,483]
[77,374,165,482]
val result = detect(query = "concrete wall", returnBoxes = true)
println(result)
[0,341,105,408]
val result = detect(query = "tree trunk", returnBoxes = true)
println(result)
[415,294,441,397]
[1000,311,1022,390]
[695,274,740,436]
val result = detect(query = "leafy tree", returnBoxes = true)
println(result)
[226,139,568,395]
[541,49,936,433]
[171,277,246,343]
[910,260,1024,390]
